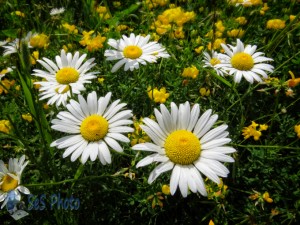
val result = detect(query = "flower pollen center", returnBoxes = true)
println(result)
[123,45,143,59]
[1,174,18,192]
[231,52,254,71]
[56,67,79,84]
[210,58,221,66]
[80,115,109,142]
[164,130,201,165]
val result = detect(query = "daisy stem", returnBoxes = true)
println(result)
[23,174,122,187]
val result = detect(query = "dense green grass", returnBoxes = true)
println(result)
[0,0,299,224]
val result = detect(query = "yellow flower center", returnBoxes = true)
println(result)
[210,58,221,66]
[123,45,143,59]
[231,52,254,71]
[56,67,79,84]
[55,85,70,94]
[80,115,109,142]
[164,130,201,165]
[1,174,18,192]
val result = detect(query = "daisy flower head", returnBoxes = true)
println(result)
[50,91,134,164]
[2,32,32,56]
[32,49,98,107]
[50,7,65,16]
[132,102,236,197]
[216,39,274,83]
[0,155,30,209]
[203,50,227,76]
[104,33,170,73]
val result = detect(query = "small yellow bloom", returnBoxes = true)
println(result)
[263,192,273,203]
[286,71,300,88]
[271,208,280,216]
[98,77,105,84]
[227,29,245,38]
[43,103,49,110]
[290,15,296,21]
[249,193,259,200]
[266,19,286,30]
[161,184,170,195]
[294,124,300,138]
[15,11,25,17]
[30,33,50,49]
[79,30,106,52]
[147,87,170,103]
[22,113,33,123]
[30,51,39,65]
[235,17,247,25]
[208,220,215,225]
[62,23,78,34]
[199,87,210,97]
[242,121,268,141]
[194,46,204,54]
[182,66,199,79]
[0,120,12,134]
[0,79,15,94]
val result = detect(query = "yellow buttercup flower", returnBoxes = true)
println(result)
[0,79,15,94]
[162,184,170,195]
[266,19,286,30]
[0,120,12,134]
[147,87,170,103]
[294,124,300,138]
[182,66,199,79]
[227,29,245,38]
[263,192,273,203]
[30,33,50,49]
[242,121,268,141]
[31,51,39,65]
[15,11,25,17]
[79,30,106,52]
[22,113,33,123]
[235,17,247,25]
[62,23,78,34]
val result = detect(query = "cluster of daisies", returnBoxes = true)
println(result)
[1,33,276,200]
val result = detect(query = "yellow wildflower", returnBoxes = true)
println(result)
[15,11,25,17]
[147,87,170,103]
[62,23,78,34]
[286,71,300,88]
[161,185,170,195]
[290,15,296,21]
[79,30,106,52]
[96,6,111,19]
[173,27,185,39]
[294,124,300,138]
[113,1,121,7]
[263,192,273,203]
[116,25,129,32]
[30,51,39,65]
[208,220,215,225]
[260,3,269,15]
[128,117,151,146]
[207,38,226,51]
[182,66,199,79]
[215,20,225,32]
[271,208,280,216]
[266,19,286,30]
[194,46,204,54]
[22,113,33,123]
[242,121,268,141]
[227,29,245,38]
[0,79,15,94]
[199,87,211,97]
[98,77,105,84]
[30,33,50,49]
[0,120,12,134]
[235,16,247,25]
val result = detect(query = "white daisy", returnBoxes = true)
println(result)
[203,51,227,76]
[132,102,236,197]
[32,49,98,107]
[2,32,32,56]
[50,7,65,16]
[50,91,134,164]
[104,33,170,73]
[216,39,274,83]
[0,155,30,209]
